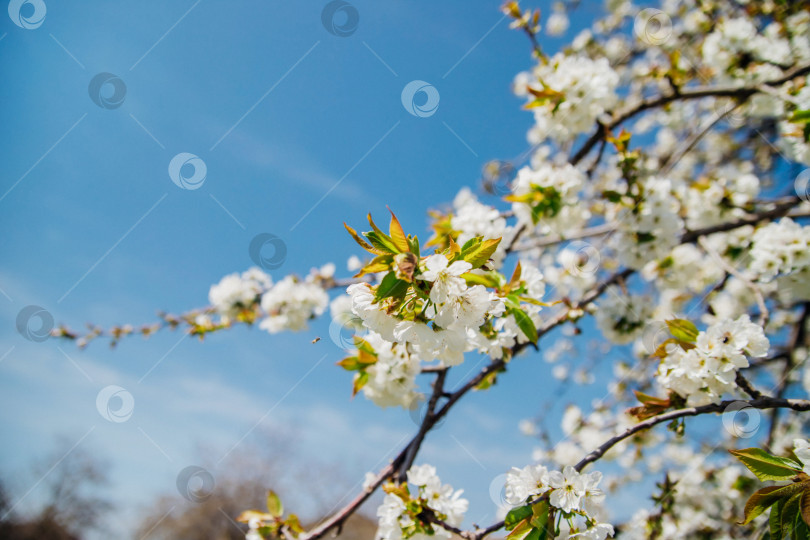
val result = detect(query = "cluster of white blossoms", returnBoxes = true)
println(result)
[348,254,513,367]
[504,464,613,540]
[208,265,331,333]
[701,17,789,82]
[360,332,422,409]
[611,177,684,270]
[641,243,725,294]
[595,288,654,345]
[259,275,330,334]
[680,164,761,229]
[450,188,513,268]
[209,267,273,318]
[748,217,810,282]
[509,160,589,235]
[657,315,769,406]
[376,465,468,540]
[514,53,619,144]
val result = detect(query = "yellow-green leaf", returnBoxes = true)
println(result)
[666,319,699,342]
[463,237,502,269]
[266,490,283,517]
[388,209,410,253]
[345,223,385,255]
[730,448,803,482]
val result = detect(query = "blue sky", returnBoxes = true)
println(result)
[0,1,630,537]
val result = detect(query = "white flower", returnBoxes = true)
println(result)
[376,465,468,540]
[434,285,492,330]
[407,464,439,488]
[521,53,619,143]
[420,255,471,304]
[657,315,769,405]
[749,218,810,282]
[579,471,605,516]
[546,9,569,36]
[504,464,550,505]
[548,466,583,513]
[209,267,272,316]
[259,276,329,333]
[361,333,422,409]
[572,522,615,540]
[451,188,513,268]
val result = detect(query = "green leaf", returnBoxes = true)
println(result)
[461,271,502,289]
[365,231,399,254]
[462,238,502,269]
[801,489,810,528]
[505,505,533,531]
[730,448,803,482]
[266,490,283,517]
[529,500,550,534]
[374,272,409,301]
[742,484,806,524]
[409,235,420,258]
[510,307,538,344]
[790,109,810,123]
[770,498,783,540]
[345,223,385,255]
[781,491,803,539]
[666,319,699,342]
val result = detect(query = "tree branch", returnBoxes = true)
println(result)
[569,63,810,166]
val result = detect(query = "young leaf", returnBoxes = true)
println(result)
[741,484,806,524]
[666,319,699,342]
[336,357,361,371]
[741,485,787,524]
[388,209,410,253]
[365,231,399,254]
[509,261,522,288]
[530,500,550,532]
[374,271,409,301]
[730,448,803,481]
[505,518,533,540]
[368,214,401,253]
[352,371,369,397]
[770,498,783,540]
[266,490,283,517]
[510,306,538,344]
[462,238,502,269]
[461,271,502,289]
[801,489,810,527]
[345,223,385,255]
[780,491,803,539]
[355,254,393,278]
[504,505,533,531]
